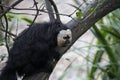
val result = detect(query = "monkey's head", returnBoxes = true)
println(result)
[57,29,72,47]
[50,22,72,47]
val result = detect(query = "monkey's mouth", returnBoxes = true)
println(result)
[58,40,71,47]
[63,40,70,47]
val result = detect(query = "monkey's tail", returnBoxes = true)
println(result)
[0,63,17,80]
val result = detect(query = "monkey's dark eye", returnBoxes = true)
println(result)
[63,35,70,39]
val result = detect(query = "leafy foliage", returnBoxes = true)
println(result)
[88,9,120,80]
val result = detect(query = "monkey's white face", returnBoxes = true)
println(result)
[57,29,72,47]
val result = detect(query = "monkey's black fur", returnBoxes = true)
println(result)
[0,21,68,80]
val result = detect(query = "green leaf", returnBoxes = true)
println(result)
[21,17,32,24]
[76,11,83,19]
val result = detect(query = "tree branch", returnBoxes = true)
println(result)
[45,0,55,22]
[49,0,61,22]
[59,0,120,54]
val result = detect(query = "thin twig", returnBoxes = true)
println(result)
[0,0,23,18]
[0,18,5,29]
[0,28,16,37]
[4,15,10,54]
[30,0,39,26]
[68,2,84,16]
[9,11,42,16]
